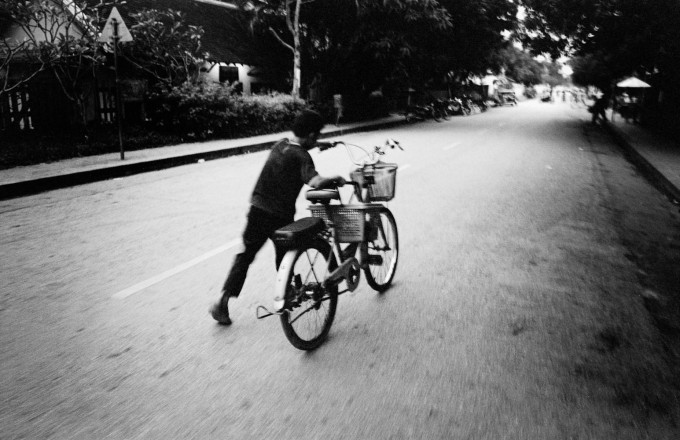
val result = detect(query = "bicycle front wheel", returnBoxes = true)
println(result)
[363,208,399,292]
[279,240,338,350]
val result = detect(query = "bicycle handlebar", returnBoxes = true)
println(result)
[316,141,340,151]
[317,138,404,166]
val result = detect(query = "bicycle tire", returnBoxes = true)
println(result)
[363,208,399,292]
[279,240,338,350]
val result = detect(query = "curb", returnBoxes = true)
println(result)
[0,118,407,200]
[605,123,680,204]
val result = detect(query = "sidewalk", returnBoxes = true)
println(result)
[605,113,680,203]
[0,114,406,200]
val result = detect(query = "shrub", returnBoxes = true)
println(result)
[150,81,307,140]
[524,86,537,99]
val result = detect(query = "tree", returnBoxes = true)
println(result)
[489,45,543,86]
[301,0,518,103]
[540,59,566,87]
[1,0,112,128]
[568,53,612,89]
[121,8,207,92]
[519,0,680,92]
[437,0,518,80]
[236,0,454,99]
[1,0,53,97]
[1,29,48,98]
[229,0,311,98]
[302,0,452,95]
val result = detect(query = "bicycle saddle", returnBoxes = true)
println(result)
[273,217,325,248]
[306,189,339,204]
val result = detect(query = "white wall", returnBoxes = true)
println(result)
[202,62,263,95]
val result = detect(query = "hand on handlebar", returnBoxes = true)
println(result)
[317,141,343,151]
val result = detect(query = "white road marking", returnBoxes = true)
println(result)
[112,239,241,299]
[443,142,460,151]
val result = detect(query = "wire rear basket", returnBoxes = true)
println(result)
[350,162,398,202]
[309,204,381,243]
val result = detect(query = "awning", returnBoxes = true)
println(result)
[617,77,651,88]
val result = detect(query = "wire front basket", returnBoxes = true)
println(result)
[350,162,398,202]
[309,204,381,243]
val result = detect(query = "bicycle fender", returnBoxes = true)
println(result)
[273,249,299,312]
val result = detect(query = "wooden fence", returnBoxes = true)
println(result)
[1,82,119,132]
[97,87,117,124]
[0,86,34,131]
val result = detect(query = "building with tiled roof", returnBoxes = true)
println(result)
[93,0,285,94]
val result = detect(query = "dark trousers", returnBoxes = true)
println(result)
[221,206,292,300]
[591,106,607,124]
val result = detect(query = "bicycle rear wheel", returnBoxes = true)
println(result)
[363,208,399,292]
[279,240,338,350]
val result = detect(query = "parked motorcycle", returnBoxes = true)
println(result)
[446,97,471,116]
[498,91,518,106]
[432,99,450,121]
[462,95,481,113]
[471,96,488,112]
[403,101,445,122]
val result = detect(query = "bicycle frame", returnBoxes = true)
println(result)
[315,188,384,294]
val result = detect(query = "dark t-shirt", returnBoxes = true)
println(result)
[251,139,319,220]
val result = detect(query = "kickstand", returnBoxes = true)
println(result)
[256,305,282,320]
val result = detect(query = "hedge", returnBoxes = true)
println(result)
[150,82,307,141]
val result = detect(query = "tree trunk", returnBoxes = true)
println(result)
[291,0,302,99]
[292,37,301,98]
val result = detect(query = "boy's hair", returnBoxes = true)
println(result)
[292,110,325,137]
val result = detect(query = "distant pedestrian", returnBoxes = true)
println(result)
[210,110,346,325]
[590,93,610,125]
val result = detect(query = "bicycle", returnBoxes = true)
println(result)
[256,138,403,350]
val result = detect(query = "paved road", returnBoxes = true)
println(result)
[1,101,677,439]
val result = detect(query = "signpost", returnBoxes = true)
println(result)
[99,7,132,160]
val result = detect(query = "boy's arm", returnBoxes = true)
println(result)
[308,174,347,189]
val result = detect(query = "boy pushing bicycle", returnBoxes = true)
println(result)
[210,110,346,325]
